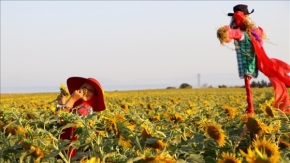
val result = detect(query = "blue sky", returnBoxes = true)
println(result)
[1,1,289,93]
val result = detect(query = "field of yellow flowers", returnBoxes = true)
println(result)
[1,87,290,163]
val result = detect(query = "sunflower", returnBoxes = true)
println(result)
[245,114,263,135]
[217,152,242,163]
[240,147,272,163]
[203,122,226,147]
[265,106,275,117]
[259,103,276,118]
[244,114,274,136]
[278,138,290,149]
[170,113,184,123]
[117,133,132,149]
[224,107,237,119]
[252,137,280,162]
[103,114,133,149]
[149,115,160,122]
[138,150,176,163]
[80,156,101,163]
[119,102,130,112]
[141,124,166,150]
[60,83,70,96]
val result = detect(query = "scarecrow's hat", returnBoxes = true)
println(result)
[228,4,254,16]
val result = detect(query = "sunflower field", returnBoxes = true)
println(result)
[1,87,290,163]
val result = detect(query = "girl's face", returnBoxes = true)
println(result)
[80,83,95,101]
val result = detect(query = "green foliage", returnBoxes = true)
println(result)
[179,83,192,89]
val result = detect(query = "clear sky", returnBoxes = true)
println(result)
[1,1,289,93]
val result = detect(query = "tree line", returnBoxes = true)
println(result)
[219,79,290,88]
[166,80,290,89]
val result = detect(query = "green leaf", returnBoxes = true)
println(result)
[145,137,159,144]
[59,123,75,131]
[186,133,204,143]
[204,156,216,163]
[180,145,193,153]
[186,154,205,163]
[176,159,186,163]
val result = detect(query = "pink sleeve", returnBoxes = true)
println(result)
[228,28,243,41]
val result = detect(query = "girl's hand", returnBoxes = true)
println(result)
[64,89,86,108]
[57,94,67,105]
[69,89,84,102]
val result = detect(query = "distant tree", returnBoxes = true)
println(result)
[166,87,176,89]
[218,85,227,88]
[251,81,258,87]
[179,83,192,89]
[260,79,268,88]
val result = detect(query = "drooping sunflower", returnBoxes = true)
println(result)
[170,113,185,123]
[217,152,242,163]
[103,114,134,149]
[277,133,290,149]
[245,114,263,135]
[264,106,275,118]
[203,122,226,147]
[259,103,276,118]
[224,106,237,119]
[278,138,290,149]
[243,114,274,136]
[141,124,166,150]
[252,137,280,162]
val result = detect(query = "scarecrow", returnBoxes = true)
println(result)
[217,4,290,114]
[216,4,290,146]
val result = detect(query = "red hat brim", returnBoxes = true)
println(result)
[67,77,106,112]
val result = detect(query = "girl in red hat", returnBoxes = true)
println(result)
[56,77,106,159]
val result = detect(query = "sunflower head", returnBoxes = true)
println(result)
[245,114,263,135]
[141,124,153,141]
[265,106,275,117]
[60,84,70,96]
[203,122,226,147]
[217,152,242,163]
[278,139,290,149]
[252,137,280,162]
[224,107,237,119]
[170,113,185,123]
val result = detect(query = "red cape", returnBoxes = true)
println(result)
[250,34,290,113]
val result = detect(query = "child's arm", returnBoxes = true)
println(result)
[217,25,244,44]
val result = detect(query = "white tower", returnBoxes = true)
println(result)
[197,73,200,88]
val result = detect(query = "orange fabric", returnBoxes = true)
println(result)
[249,33,290,113]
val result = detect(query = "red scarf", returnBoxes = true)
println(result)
[249,33,290,113]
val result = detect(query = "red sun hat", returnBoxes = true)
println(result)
[67,77,106,112]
